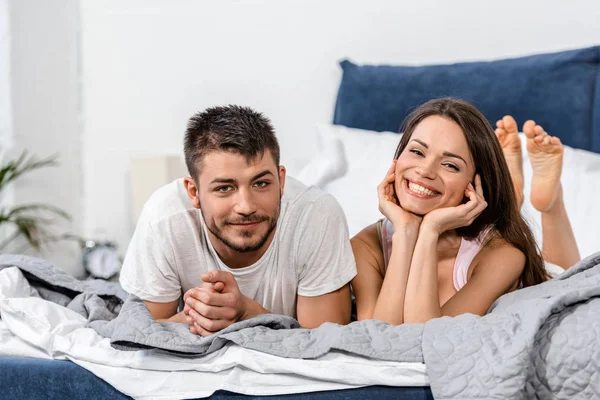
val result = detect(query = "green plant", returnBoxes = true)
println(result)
[0,150,71,252]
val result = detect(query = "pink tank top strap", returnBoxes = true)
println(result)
[452,227,492,290]
[452,237,481,291]
[381,218,394,268]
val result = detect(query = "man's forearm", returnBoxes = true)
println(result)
[241,295,271,320]
[157,310,188,324]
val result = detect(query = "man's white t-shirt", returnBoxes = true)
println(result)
[119,177,357,318]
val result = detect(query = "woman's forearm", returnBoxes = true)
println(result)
[372,232,417,325]
[403,226,442,323]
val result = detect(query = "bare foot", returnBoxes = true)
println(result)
[495,115,524,207]
[523,120,563,213]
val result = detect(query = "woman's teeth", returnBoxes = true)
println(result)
[408,182,437,196]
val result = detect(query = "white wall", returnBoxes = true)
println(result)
[8,0,83,275]
[10,0,600,263]
[0,0,15,250]
[0,0,13,184]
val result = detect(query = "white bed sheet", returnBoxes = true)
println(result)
[0,267,428,399]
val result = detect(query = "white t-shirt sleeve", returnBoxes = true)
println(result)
[296,194,357,297]
[119,207,182,303]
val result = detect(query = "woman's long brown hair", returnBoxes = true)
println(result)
[394,98,549,287]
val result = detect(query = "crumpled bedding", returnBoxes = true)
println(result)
[2,252,599,399]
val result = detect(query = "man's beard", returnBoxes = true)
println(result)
[203,206,280,253]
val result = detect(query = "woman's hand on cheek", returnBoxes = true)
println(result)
[422,174,487,235]
[378,160,423,236]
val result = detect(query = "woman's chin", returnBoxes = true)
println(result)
[398,199,431,216]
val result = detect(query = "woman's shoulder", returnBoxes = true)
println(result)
[471,234,526,276]
[351,221,382,250]
[350,221,385,270]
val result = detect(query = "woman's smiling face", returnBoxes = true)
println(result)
[395,115,476,216]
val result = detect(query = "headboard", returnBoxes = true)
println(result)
[333,46,600,153]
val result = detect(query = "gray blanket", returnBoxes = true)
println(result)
[1,252,599,399]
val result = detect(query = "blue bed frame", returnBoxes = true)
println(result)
[0,357,433,400]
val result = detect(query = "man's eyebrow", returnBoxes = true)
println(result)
[251,170,274,181]
[411,138,467,164]
[210,178,236,185]
[209,170,274,185]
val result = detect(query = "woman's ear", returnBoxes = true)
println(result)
[462,181,472,205]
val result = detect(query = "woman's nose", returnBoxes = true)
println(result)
[415,160,437,180]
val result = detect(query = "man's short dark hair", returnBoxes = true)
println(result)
[184,105,280,181]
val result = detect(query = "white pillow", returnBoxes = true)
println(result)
[317,124,600,258]
[294,124,347,188]
[317,124,401,237]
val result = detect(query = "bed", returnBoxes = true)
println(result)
[0,357,433,400]
[2,45,600,400]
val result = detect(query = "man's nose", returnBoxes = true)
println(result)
[233,189,257,215]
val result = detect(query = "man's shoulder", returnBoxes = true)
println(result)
[141,178,197,224]
[281,177,344,227]
[282,176,338,211]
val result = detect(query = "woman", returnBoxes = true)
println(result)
[350,98,580,325]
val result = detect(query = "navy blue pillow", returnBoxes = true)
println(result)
[333,46,600,152]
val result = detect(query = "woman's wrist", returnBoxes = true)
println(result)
[419,219,442,237]
[392,228,419,245]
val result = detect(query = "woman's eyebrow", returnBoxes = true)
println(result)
[411,139,467,164]
[411,139,428,148]
[442,151,467,164]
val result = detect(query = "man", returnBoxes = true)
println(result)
[120,105,356,336]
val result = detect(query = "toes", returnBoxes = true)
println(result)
[534,135,544,143]
[523,120,536,138]
[501,115,518,133]
[536,133,562,150]
[533,125,546,136]
[542,136,551,146]
[550,136,562,146]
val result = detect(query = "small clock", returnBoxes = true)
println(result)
[82,240,121,280]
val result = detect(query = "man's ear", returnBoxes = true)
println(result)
[183,176,201,209]
[278,165,286,198]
